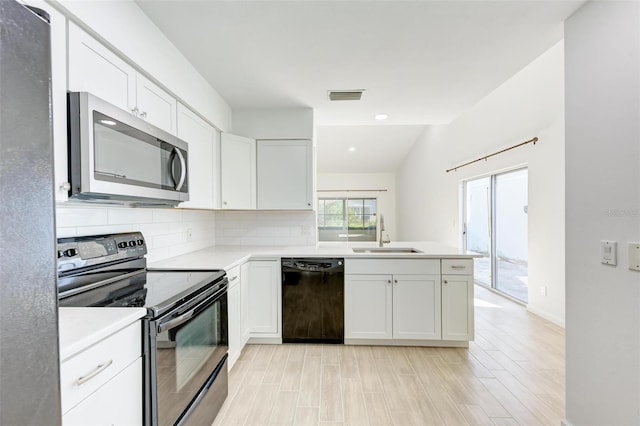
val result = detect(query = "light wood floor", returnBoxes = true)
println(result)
[213,285,565,425]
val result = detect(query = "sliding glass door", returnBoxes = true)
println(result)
[464,168,529,302]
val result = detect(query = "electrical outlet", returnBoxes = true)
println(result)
[540,286,547,296]
[186,228,193,241]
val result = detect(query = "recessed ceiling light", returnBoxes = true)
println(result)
[375,113,389,121]
[99,119,117,126]
[348,147,356,152]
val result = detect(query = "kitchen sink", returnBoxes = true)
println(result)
[352,247,423,254]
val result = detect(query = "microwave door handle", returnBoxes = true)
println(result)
[172,147,186,191]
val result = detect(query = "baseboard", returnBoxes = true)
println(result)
[247,336,282,344]
[344,339,469,348]
[527,305,566,328]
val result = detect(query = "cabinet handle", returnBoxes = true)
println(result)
[131,107,139,115]
[307,203,311,207]
[394,279,398,284]
[76,360,113,386]
[223,201,228,206]
[229,275,238,282]
[140,111,147,119]
[451,265,467,270]
[387,279,391,284]
[444,280,448,284]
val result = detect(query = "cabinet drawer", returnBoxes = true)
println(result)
[60,321,141,414]
[346,258,440,275]
[442,259,474,275]
[226,265,241,289]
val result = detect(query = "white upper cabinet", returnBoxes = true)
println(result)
[176,103,218,209]
[68,22,136,113]
[67,23,177,135]
[257,139,313,210]
[135,74,177,135]
[220,133,256,209]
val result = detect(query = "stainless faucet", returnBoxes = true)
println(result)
[379,214,391,247]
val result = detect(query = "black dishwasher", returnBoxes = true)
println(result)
[282,258,344,344]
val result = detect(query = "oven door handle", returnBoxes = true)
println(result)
[158,310,194,333]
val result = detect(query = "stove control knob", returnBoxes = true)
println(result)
[128,241,136,247]
[137,240,144,246]
[57,250,64,258]
[64,248,78,257]
[117,242,128,249]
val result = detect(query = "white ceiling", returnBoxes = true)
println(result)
[136,0,583,173]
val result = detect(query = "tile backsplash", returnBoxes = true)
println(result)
[56,204,216,263]
[215,211,317,246]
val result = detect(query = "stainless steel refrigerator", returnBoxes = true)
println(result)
[0,1,61,424]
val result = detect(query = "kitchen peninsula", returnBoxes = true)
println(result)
[149,242,479,369]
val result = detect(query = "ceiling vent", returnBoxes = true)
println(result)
[328,90,365,101]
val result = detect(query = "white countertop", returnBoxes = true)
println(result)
[58,307,146,361]
[148,241,479,271]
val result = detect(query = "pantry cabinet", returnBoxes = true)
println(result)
[67,23,177,135]
[177,103,219,209]
[220,133,256,209]
[257,139,313,210]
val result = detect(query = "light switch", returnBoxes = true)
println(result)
[629,243,640,271]
[601,241,617,266]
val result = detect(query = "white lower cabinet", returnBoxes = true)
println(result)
[62,359,142,426]
[393,275,441,340]
[344,258,474,345]
[227,266,242,370]
[441,274,474,341]
[240,262,251,345]
[60,321,142,425]
[247,260,281,338]
[345,274,392,339]
[344,273,441,340]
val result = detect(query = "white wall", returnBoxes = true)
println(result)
[215,211,316,246]
[232,108,314,140]
[56,206,216,263]
[317,173,397,243]
[396,41,565,325]
[565,2,640,424]
[52,0,232,131]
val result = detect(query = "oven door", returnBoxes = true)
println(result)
[149,282,228,426]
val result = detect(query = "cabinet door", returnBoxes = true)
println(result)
[67,22,136,113]
[227,281,241,370]
[62,359,142,426]
[176,104,217,209]
[220,133,256,209]
[240,262,251,344]
[345,275,393,339]
[257,140,313,210]
[135,73,177,135]
[441,275,474,341]
[248,260,280,335]
[393,275,441,340]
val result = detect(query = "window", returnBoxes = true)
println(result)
[318,198,377,242]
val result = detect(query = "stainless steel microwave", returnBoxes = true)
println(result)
[67,92,189,206]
